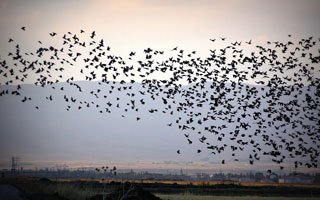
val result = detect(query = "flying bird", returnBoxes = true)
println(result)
[1,28,319,172]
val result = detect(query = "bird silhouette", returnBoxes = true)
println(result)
[1,29,319,171]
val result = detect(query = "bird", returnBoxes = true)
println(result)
[1,28,319,172]
[49,32,57,37]
[171,46,178,51]
[91,31,96,39]
[129,52,136,56]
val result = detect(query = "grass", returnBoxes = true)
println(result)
[1,177,100,200]
[156,194,320,200]
[54,182,99,200]
[2,177,320,200]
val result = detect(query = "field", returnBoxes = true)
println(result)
[57,178,320,189]
[1,177,320,200]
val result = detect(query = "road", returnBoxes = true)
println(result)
[0,185,26,200]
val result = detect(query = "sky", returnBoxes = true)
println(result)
[1,0,320,57]
[0,0,319,173]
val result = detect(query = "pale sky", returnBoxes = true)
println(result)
[1,0,319,56]
[0,0,319,172]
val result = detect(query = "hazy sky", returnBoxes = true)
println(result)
[0,0,319,172]
[1,0,320,56]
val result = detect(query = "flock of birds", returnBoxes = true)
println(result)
[0,27,319,171]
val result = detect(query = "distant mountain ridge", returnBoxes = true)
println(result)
[0,80,318,170]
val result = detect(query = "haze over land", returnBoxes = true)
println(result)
[0,81,318,174]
